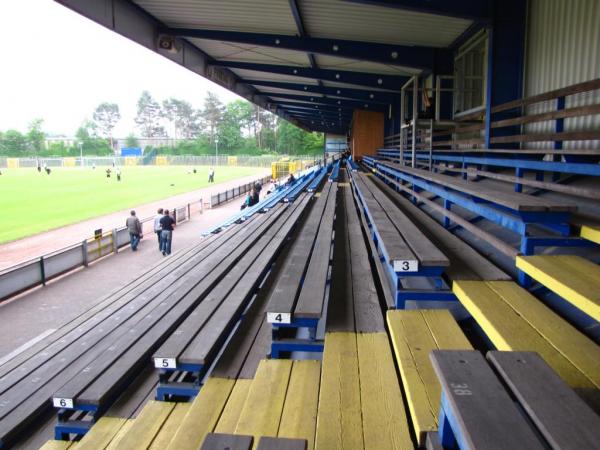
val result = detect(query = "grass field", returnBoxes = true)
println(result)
[0,165,261,243]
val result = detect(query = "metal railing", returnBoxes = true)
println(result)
[210,175,272,208]
[0,199,203,302]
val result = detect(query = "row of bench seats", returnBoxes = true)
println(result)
[0,181,318,445]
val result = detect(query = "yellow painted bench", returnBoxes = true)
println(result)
[454,280,600,411]
[581,224,600,245]
[387,310,473,446]
[516,255,600,321]
[38,440,73,450]
[316,332,414,450]
[76,417,128,450]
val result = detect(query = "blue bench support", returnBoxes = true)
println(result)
[329,161,340,182]
[363,158,587,267]
[202,166,319,235]
[349,171,454,309]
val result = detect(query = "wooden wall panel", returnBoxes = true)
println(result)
[351,110,384,160]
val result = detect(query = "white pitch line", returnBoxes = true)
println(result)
[0,328,57,367]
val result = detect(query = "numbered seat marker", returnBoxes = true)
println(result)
[394,259,418,272]
[52,398,74,409]
[267,312,291,324]
[154,357,177,369]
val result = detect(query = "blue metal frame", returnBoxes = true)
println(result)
[249,79,399,103]
[167,28,436,70]
[202,166,319,235]
[214,61,409,90]
[269,93,387,109]
[270,316,324,359]
[374,151,600,177]
[329,161,341,182]
[350,171,455,309]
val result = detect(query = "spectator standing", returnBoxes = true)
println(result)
[126,210,143,251]
[153,208,164,250]
[159,209,176,256]
[208,167,215,183]
[116,168,122,181]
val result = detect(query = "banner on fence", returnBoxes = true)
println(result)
[125,157,138,166]
[227,156,238,166]
[64,157,76,167]
[156,156,168,165]
[7,158,19,169]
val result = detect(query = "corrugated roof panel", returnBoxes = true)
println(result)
[321,80,397,92]
[314,54,419,76]
[256,87,315,97]
[229,68,319,85]
[189,39,311,66]
[300,0,471,47]
[132,0,297,34]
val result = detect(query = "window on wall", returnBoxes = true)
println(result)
[453,31,487,116]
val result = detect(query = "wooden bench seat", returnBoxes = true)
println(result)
[453,280,600,411]
[430,350,546,449]
[201,433,253,450]
[385,162,575,212]
[52,206,287,413]
[353,171,449,271]
[369,174,510,283]
[516,255,600,321]
[0,216,252,446]
[266,182,337,323]
[488,351,600,449]
[581,224,600,244]
[151,194,311,384]
[387,310,473,446]
[316,183,414,450]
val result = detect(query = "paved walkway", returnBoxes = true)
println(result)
[0,196,249,358]
[0,171,270,270]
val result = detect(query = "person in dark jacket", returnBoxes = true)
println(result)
[159,209,176,255]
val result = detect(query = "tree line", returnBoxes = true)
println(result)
[0,91,325,157]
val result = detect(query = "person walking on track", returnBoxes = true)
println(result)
[126,210,143,251]
[153,208,164,250]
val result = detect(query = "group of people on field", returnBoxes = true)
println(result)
[125,208,176,256]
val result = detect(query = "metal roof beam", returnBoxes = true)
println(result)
[274,102,359,112]
[166,28,435,70]
[287,0,324,88]
[215,61,408,90]
[341,0,491,22]
[249,79,399,102]
[268,93,385,109]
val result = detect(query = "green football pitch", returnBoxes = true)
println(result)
[0,165,262,244]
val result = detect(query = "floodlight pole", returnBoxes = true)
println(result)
[215,137,219,166]
[79,142,83,168]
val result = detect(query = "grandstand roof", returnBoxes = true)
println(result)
[55,0,491,134]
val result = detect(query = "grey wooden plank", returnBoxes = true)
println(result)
[155,205,291,362]
[325,183,355,332]
[201,432,253,450]
[266,184,332,315]
[351,175,396,309]
[74,208,288,406]
[387,163,575,212]
[369,175,511,282]
[344,186,385,332]
[488,351,600,449]
[0,220,245,390]
[294,183,338,318]
[211,241,293,379]
[238,319,271,380]
[0,220,262,445]
[353,175,418,264]
[430,350,545,450]
[179,195,312,365]
[257,436,307,450]
[425,432,444,450]
[360,173,449,267]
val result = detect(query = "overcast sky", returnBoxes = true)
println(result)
[0,0,241,137]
